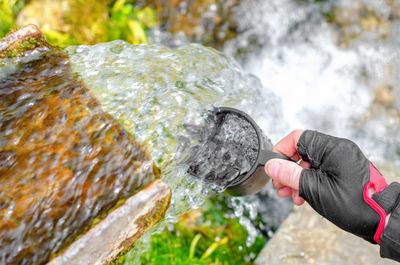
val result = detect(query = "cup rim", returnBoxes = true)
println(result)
[212,107,263,189]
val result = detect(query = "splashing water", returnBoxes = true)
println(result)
[63,41,281,261]
[65,41,273,218]
[0,36,280,263]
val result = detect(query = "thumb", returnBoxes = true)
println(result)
[265,159,302,190]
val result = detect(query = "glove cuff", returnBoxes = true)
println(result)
[372,182,400,213]
[380,197,400,262]
[366,180,400,244]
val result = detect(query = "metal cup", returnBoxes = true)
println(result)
[213,107,291,196]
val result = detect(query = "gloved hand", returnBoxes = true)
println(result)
[266,129,400,244]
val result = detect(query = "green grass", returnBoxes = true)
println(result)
[112,199,266,265]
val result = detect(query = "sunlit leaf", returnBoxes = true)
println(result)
[128,20,146,44]
[189,233,202,259]
[200,237,228,260]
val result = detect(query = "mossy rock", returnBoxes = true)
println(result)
[0,24,50,58]
[0,25,167,265]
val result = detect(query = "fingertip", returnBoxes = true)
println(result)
[292,191,305,206]
[295,199,305,206]
[265,159,280,179]
[293,198,305,206]
[277,160,302,190]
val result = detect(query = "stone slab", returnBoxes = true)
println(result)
[48,179,171,265]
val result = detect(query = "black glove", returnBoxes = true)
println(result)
[298,130,400,244]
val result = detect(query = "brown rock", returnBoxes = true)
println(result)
[0,24,50,58]
[0,26,169,265]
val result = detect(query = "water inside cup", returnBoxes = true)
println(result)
[182,111,259,192]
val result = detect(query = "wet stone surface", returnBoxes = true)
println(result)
[0,47,159,264]
[49,179,171,265]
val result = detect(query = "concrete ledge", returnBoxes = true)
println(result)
[48,179,171,265]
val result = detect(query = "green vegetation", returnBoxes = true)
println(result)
[112,199,265,265]
[107,0,156,44]
[0,0,157,46]
[0,0,25,37]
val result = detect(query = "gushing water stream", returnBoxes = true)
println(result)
[65,41,271,216]
[64,42,276,263]
[0,40,272,264]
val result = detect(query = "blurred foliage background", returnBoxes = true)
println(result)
[0,0,157,46]
[0,0,25,37]
[0,0,242,49]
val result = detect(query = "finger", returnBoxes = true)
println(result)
[277,187,293,198]
[292,190,305,206]
[272,129,304,161]
[272,179,285,189]
[266,159,303,190]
